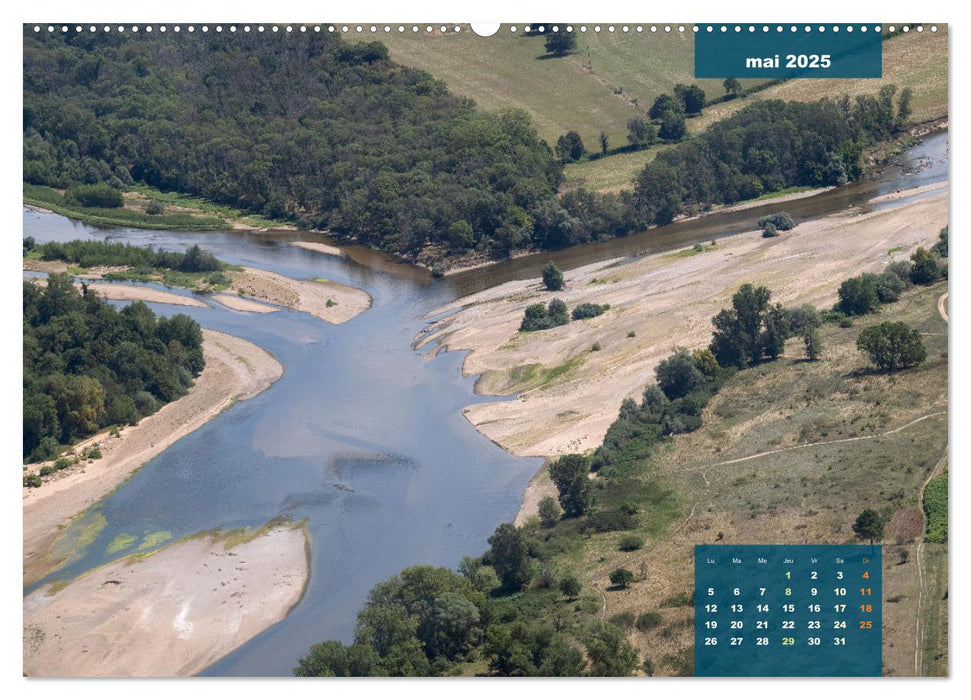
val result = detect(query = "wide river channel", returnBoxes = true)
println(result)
[22,130,947,675]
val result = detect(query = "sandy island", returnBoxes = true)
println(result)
[288,240,345,257]
[211,293,278,313]
[421,188,949,478]
[23,329,283,586]
[227,266,371,324]
[23,523,309,677]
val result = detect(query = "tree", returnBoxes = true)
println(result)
[896,87,913,127]
[856,322,926,372]
[909,247,941,285]
[626,117,655,147]
[542,261,564,290]
[654,347,705,400]
[673,83,706,114]
[658,109,686,140]
[837,275,880,316]
[538,495,561,527]
[723,77,742,95]
[555,131,585,163]
[599,131,609,156]
[559,573,582,600]
[447,220,475,251]
[931,226,948,258]
[608,568,635,588]
[544,31,577,56]
[294,641,382,676]
[488,523,533,591]
[852,508,886,545]
[648,93,681,120]
[585,622,639,676]
[549,453,592,517]
[803,327,823,361]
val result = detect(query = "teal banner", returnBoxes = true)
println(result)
[695,26,882,78]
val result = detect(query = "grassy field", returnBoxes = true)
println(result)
[513,281,947,675]
[351,28,947,195]
[347,26,761,150]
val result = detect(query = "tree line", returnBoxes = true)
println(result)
[23,29,913,267]
[23,274,205,464]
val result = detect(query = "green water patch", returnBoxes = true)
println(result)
[106,533,137,555]
[137,531,173,551]
[44,510,108,579]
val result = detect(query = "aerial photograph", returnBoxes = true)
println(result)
[21,16,948,681]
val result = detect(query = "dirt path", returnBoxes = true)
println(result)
[913,292,948,674]
[677,411,947,473]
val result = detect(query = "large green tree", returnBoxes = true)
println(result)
[549,453,592,517]
[856,322,926,372]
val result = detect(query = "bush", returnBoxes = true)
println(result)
[635,611,663,631]
[837,275,880,316]
[559,573,582,599]
[538,495,561,528]
[609,568,635,588]
[618,534,645,551]
[205,270,229,286]
[871,271,906,303]
[760,222,778,238]
[39,465,56,476]
[909,247,941,285]
[541,261,565,291]
[885,259,913,283]
[145,201,164,215]
[591,342,601,352]
[757,212,796,231]
[520,299,570,332]
[609,612,636,630]
[655,348,705,400]
[54,457,71,470]
[571,302,610,320]
[587,508,637,533]
[66,183,124,208]
[24,474,42,488]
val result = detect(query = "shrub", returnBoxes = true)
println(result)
[538,495,561,528]
[635,612,663,631]
[871,271,906,303]
[145,201,164,215]
[24,474,42,488]
[837,275,880,316]
[591,342,601,352]
[39,465,56,477]
[134,391,159,416]
[520,298,570,332]
[627,330,636,337]
[618,534,645,551]
[559,573,582,599]
[760,222,778,238]
[54,457,71,470]
[609,612,636,630]
[803,328,823,361]
[885,259,913,283]
[909,247,941,285]
[205,270,229,286]
[609,568,635,588]
[655,347,705,400]
[541,261,565,291]
[587,508,637,533]
[65,183,124,208]
[757,212,796,231]
[571,302,610,320]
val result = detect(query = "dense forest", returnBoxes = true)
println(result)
[24,29,912,265]
[23,274,205,462]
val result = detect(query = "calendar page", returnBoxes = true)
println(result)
[18,0,949,685]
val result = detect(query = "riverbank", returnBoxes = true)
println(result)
[23,522,309,677]
[24,272,210,308]
[23,329,284,586]
[421,186,948,459]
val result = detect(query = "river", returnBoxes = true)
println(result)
[21,129,947,676]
